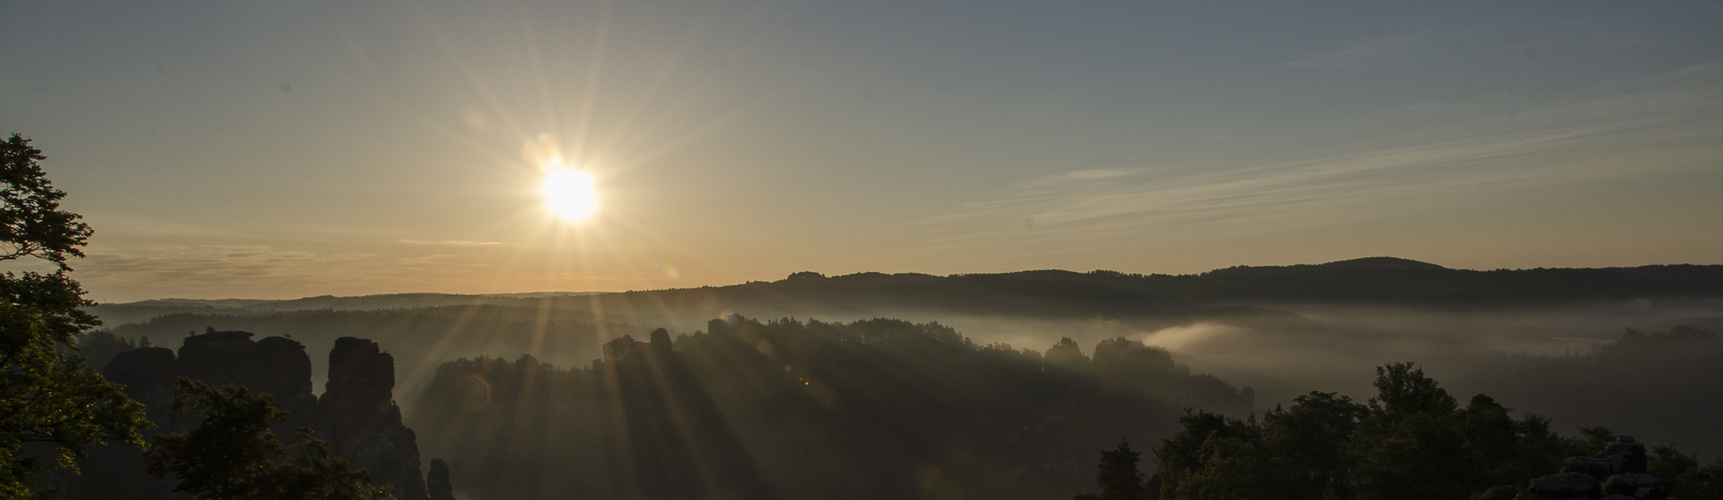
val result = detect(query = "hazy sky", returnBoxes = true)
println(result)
[6,1,1722,302]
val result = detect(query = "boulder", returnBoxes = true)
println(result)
[1603,473,1666,500]
[1520,472,1601,500]
[1601,436,1648,475]
[1562,456,1622,478]
[1482,485,1519,500]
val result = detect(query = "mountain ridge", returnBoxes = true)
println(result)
[88,258,1723,327]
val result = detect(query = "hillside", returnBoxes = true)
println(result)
[87,258,1723,328]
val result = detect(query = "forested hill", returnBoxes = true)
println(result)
[409,316,1254,499]
[91,258,1723,326]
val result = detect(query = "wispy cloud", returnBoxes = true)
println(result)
[77,245,381,300]
[902,65,1723,259]
[396,254,457,265]
[74,242,647,302]
[395,239,508,247]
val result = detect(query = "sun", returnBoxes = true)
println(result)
[541,168,599,222]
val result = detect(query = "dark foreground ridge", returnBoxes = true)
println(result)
[70,331,444,500]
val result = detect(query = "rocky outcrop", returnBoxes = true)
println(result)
[103,347,180,418]
[1509,436,1667,500]
[602,334,639,362]
[1482,485,1520,500]
[75,332,437,500]
[79,347,184,500]
[176,332,320,435]
[428,458,457,500]
[320,337,428,500]
[1559,436,1648,478]
[1521,472,1601,500]
[1603,473,1666,500]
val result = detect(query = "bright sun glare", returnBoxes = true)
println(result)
[541,168,599,222]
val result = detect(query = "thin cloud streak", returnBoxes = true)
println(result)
[396,239,509,247]
[902,65,1723,260]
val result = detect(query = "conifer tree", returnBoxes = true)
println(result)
[1098,438,1148,500]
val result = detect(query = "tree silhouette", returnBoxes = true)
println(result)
[1097,438,1148,500]
[1044,337,1087,368]
[0,134,149,498]
[147,378,394,500]
[1261,391,1367,500]
[1350,363,1470,500]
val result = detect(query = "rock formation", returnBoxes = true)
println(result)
[73,331,444,500]
[103,346,180,419]
[77,347,182,500]
[176,331,320,435]
[1507,435,1669,500]
[320,337,428,500]
[428,458,457,500]
[1482,485,1521,500]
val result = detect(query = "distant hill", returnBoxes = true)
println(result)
[90,258,1723,328]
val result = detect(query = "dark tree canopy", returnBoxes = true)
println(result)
[1135,362,1703,500]
[1368,362,1456,417]
[147,379,395,500]
[413,316,1254,499]
[1097,439,1148,500]
[0,134,148,498]
[0,134,92,269]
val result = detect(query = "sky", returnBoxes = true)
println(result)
[4,1,1722,302]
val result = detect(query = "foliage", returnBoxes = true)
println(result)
[0,135,91,268]
[1045,337,1088,368]
[147,378,394,500]
[1651,445,1702,497]
[1151,412,1265,500]
[1647,444,1723,499]
[73,330,138,371]
[1180,433,1266,500]
[1096,439,1147,500]
[1350,363,1470,500]
[1702,458,1723,500]
[0,134,149,498]
[1261,392,1368,500]
[1141,362,1633,500]
[414,316,1253,499]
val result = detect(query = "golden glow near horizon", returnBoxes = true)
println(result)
[541,164,600,223]
[16,2,1723,302]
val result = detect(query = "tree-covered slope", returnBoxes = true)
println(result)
[408,316,1253,499]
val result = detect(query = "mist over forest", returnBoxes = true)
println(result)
[70,257,1723,498]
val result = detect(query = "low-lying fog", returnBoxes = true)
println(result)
[98,296,1723,459]
[922,297,1723,457]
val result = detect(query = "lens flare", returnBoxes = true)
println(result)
[541,168,599,222]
